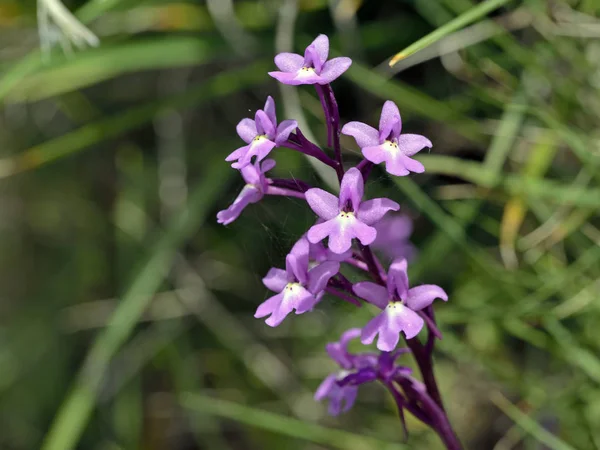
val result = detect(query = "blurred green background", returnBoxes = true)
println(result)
[1,0,600,449]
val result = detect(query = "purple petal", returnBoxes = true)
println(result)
[384,155,411,176]
[275,120,298,145]
[379,101,401,141]
[350,220,377,246]
[318,57,352,84]
[327,219,356,254]
[289,237,310,278]
[240,162,261,186]
[389,259,410,300]
[307,261,340,294]
[311,34,329,66]
[315,373,337,400]
[216,185,262,225]
[274,52,304,72]
[339,168,364,212]
[305,188,339,220]
[362,144,389,165]
[341,121,379,149]
[357,198,400,226]
[255,110,276,138]
[399,155,425,174]
[361,313,386,346]
[260,284,313,327]
[232,139,276,169]
[406,285,448,311]
[268,71,305,85]
[388,303,424,341]
[374,215,413,242]
[340,328,362,348]
[295,291,320,314]
[352,282,388,309]
[304,45,323,72]
[262,268,288,292]
[263,96,277,127]
[225,144,249,164]
[338,385,358,414]
[254,292,284,319]
[365,303,424,351]
[285,254,308,285]
[326,328,361,368]
[307,219,337,246]
[341,367,378,386]
[397,133,432,156]
[236,118,257,144]
[260,158,276,174]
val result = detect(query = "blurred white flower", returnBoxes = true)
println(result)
[37,0,99,57]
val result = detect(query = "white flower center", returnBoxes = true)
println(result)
[296,67,317,79]
[336,369,351,381]
[338,211,355,220]
[385,301,405,316]
[283,282,302,298]
[253,134,268,143]
[382,140,399,154]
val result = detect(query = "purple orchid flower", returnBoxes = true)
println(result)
[305,168,399,254]
[255,237,340,327]
[308,233,352,263]
[217,159,275,225]
[226,96,297,169]
[316,328,413,416]
[342,101,432,176]
[353,259,448,351]
[269,34,352,86]
[372,214,417,261]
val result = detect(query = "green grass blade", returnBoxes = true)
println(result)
[389,0,513,65]
[41,159,234,450]
[181,393,407,450]
[345,61,484,143]
[0,62,267,177]
[491,392,576,450]
[9,37,223,102]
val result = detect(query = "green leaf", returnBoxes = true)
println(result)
[41,158,234,450]
[181,393,407,450]
[389,0,513,65]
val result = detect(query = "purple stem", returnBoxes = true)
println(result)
[345,257,369,273]
[314,84,344,181]
[359,246,460,447]
[401,381,462,450]
[357,159,374,181]
[265,186,305,200]
[384,381,431,428]
[332,272,354,291]
[418,310,443,340]
[325,286,362,307]
[424,306,438,355]
[269,178,311,193]
[404,337,444,412]
[283,134,337,168]
[359,244,385,285]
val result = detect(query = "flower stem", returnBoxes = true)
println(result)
[359,244,385,285]
[284,131,338,168]
[269,178,311,193]
[403,381,462,450]
[315,84,344,181]
[325,286,362,307]
[265,186,305,199]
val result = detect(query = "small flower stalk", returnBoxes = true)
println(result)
[217,34,462,449]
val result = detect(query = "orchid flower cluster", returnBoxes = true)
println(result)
[217,35,461,449]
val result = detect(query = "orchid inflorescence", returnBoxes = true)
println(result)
[217,35,461,449]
